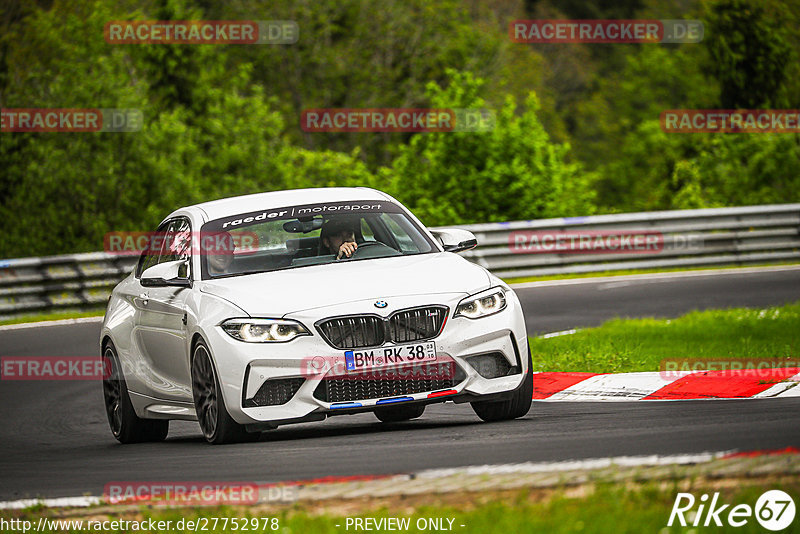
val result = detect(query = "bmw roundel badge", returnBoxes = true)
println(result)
[374,300,388,308]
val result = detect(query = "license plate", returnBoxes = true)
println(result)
[344,342,436,371]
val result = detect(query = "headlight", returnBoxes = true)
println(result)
[220,318,310,342]
[455,288,507,319]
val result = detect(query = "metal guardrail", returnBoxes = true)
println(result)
[1,204,798,319]
[0,253,138,319]
[458,203,800,279]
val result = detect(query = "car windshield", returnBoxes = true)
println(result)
[199,200,437,279]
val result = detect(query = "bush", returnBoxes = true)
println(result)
[382,70,595,226]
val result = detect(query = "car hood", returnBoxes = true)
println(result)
[198,253,490,316]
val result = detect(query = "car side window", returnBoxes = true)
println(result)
[135,218,192,277]
[136,221,169,277]
[160,218,191,264]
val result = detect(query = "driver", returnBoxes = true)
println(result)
[319,218,358,259]
[203,231,236,275]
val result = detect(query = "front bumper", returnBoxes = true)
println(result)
[206,291,529,427]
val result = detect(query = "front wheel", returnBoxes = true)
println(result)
[102,342,169,443]
[470,343,533,422]
[191,340,259,444]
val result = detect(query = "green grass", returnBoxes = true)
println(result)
[0,309,104,326]
[3,481,796,533]
[503,261,800,284]
[530,302,800,373]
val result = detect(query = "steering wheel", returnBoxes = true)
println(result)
[347,241,398,260]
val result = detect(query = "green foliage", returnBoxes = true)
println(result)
[704,0,795,108]
[2,0,800,258]
[216,0,553,167]
[683,133,800,206]
[382,71,594,226]
[0,0,375,257]
[275,147,376,191]
[530,301,800,373]
[599,118,800,211]
[553,0,800,212]
[575,45,715,173]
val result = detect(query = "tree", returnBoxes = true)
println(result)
[704,0,794,108]
[382,70,594,226]
[0,0,375,257]
[214,0,556,168]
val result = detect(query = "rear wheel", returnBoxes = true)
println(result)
[374,404,425,423]
[191,340,259,444]
[470,343,533,422]
[102,342,169,443]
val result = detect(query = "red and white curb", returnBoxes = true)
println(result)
[532,368,800,401]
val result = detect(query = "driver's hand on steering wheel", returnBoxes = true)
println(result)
[337,241,358,259]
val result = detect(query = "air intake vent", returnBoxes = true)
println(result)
[465,352,518,379]
[313,361,466,403]
[244,377,305,407]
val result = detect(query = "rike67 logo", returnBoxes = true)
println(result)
[669,490,795,531]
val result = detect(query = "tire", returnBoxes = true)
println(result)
[374,404,425,423]
[191,340,259,444]
[470,342,533,422]
[102,342,169,443]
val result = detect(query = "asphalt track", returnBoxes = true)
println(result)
[1,266,799,501]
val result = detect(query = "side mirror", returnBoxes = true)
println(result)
[141,260,191,288]
[430,228,478,253]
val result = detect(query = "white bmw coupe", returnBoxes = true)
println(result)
[101,188,532,444]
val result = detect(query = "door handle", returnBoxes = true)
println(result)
[139,293,149,306]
